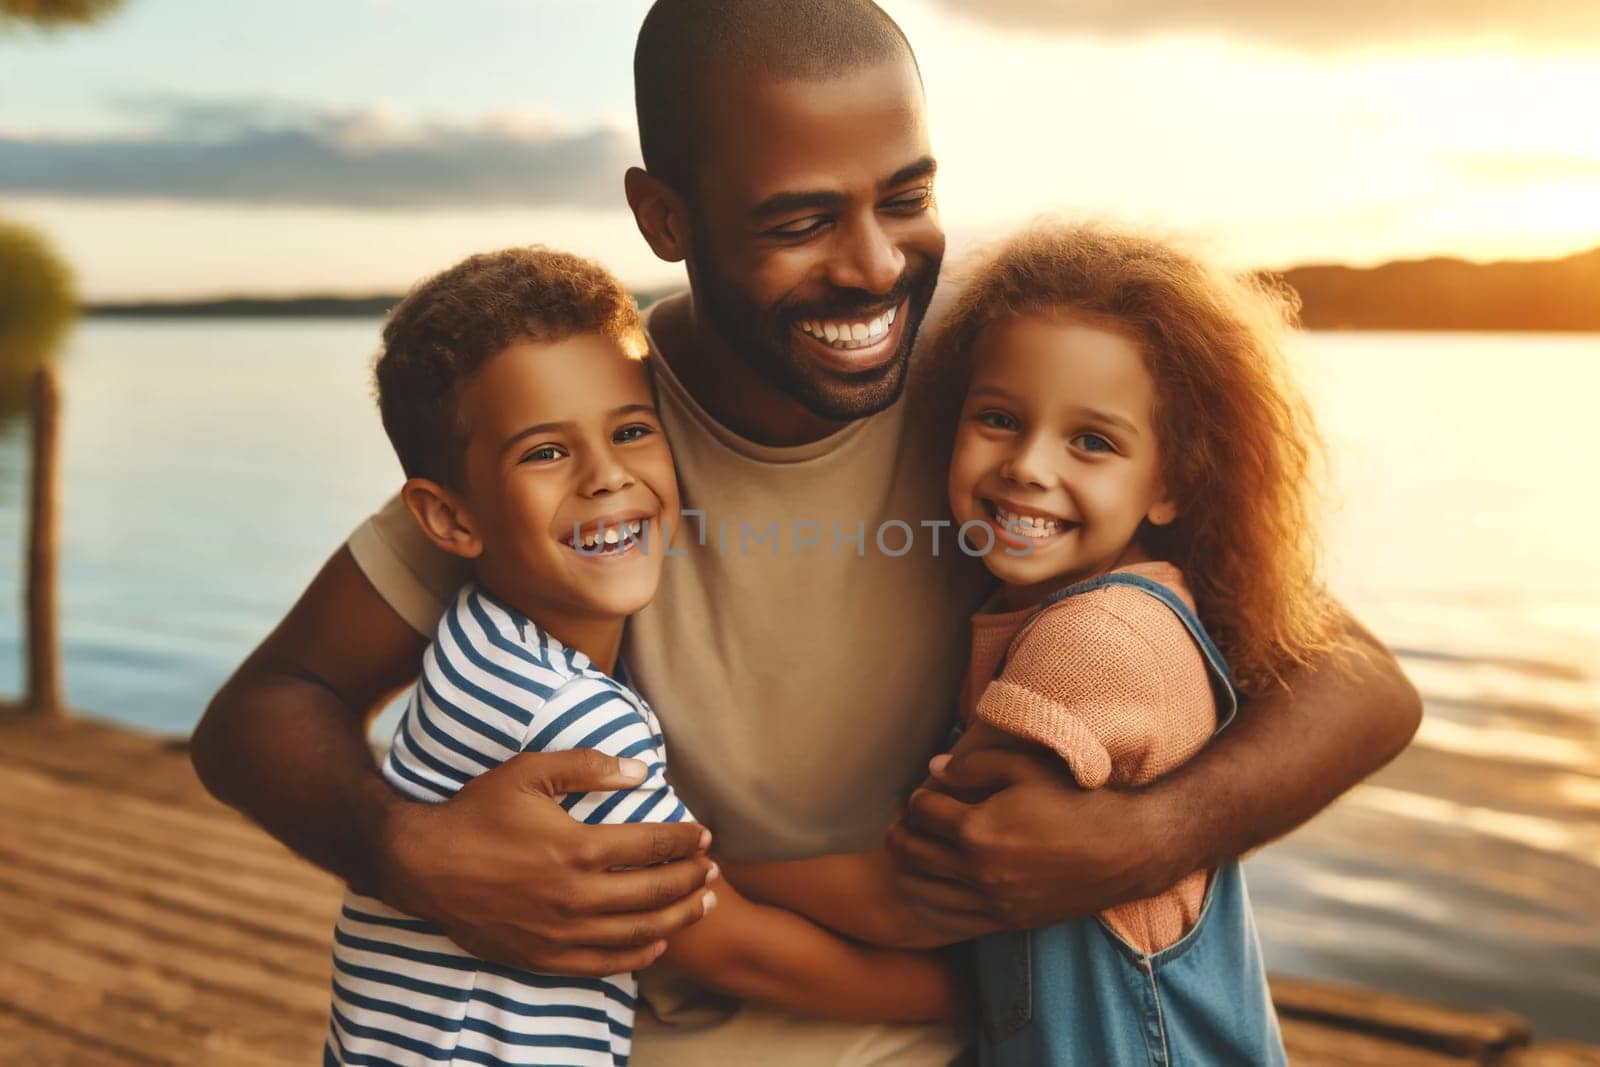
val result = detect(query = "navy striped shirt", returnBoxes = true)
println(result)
[324,584,692,1066]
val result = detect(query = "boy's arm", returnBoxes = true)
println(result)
[889,607,1420,931]
[723,731,1017,949]
[720,851,921,947]
[189,541,715,977]
[661,876,961,1024]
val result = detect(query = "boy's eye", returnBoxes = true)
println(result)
[614,423,655,443]
[520,444,566,464]
[1072,432,1116,454]
[975,409,1019,432]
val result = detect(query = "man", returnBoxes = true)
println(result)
[192,1,1421,1062]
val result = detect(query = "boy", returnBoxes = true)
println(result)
[324,247,956,1065]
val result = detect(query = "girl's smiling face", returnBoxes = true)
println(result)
[947,312,1178,608]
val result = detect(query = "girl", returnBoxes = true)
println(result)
[927,222,1342,1065]
[730,222,1341,1064]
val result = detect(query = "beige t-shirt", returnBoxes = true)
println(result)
[348,296,989,1064]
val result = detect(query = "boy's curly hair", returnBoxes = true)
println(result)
[922,223,1340,695]
[375,246,644,486]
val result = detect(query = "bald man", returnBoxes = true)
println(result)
[193,2,1419,1062]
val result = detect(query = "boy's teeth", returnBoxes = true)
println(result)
[572,519,649,551]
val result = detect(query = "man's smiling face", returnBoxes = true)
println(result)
[683,53,945,421]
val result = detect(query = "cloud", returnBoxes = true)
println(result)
[0,97,635,209]
[925,0,1600,50]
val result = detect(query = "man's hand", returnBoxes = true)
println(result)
[378,748,717,976]
[888,610,1421,933]
[886,746,1169,931]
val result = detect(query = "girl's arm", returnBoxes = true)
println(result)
[660,876,962,1023]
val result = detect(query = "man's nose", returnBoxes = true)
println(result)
[828,215,905,295]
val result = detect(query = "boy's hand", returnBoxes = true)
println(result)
[376,748,717,977]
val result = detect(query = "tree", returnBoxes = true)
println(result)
[0,0,122,28]
[1,0,120,719]
[0,223,74,715]
[0,222,76,412]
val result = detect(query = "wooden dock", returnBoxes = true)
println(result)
[1,713,1596,1066]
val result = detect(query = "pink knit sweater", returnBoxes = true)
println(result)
[961,561,1216,954]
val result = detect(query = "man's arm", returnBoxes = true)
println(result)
[887,608,1421,930]
[190,546,716,976]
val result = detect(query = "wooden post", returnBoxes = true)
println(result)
[25,363,64,717]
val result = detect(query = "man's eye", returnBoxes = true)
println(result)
[975,410,1018,431]
[521,444,565,463]
[1072,432,1116,454]
[614,423,655,443]
[770,217,830,239]
[883,188,933,213]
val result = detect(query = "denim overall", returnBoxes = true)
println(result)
[973,572,1287,1067]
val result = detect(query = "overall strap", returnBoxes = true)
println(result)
[996,571,1240,734]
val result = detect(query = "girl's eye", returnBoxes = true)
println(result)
[614,423,655,443]
[975,409,1019,432]
[1072,432,1116,454]
[521,444,565,464]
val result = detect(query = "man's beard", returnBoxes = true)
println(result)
[689,244,941,423]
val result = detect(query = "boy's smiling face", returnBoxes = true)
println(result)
[445,332,679,622]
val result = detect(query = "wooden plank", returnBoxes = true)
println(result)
[1282,1017,1477,1065]
[1501,1046,1600,1067]
[1273,973,1532,1060]
[1,714,1594,1066]
[0,844,335,982]
[0,789,342,929]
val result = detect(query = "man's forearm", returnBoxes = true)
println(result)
[191,546,428,894]
[1145,612,1421,885]
[191,666,403,895]
[892,608,1421,929]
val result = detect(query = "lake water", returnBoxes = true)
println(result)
[2,320,1597,1040]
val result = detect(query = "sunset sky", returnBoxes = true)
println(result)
[3,0,1599,299]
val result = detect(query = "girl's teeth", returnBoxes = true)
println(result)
[995,506,1064,537]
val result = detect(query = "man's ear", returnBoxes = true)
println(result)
[625,167,690,264]
[401,477,484,559]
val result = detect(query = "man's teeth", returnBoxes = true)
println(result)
[798,306,898,350]
[575,519,645,549]
[994,506,1065,538]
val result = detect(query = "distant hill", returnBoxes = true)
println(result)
[1274,246,1600,331]
[87,289,681,320]
[87,252,1599,331]
[88,295,397,318]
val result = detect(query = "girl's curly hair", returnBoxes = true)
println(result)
[920,223,1340,695]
